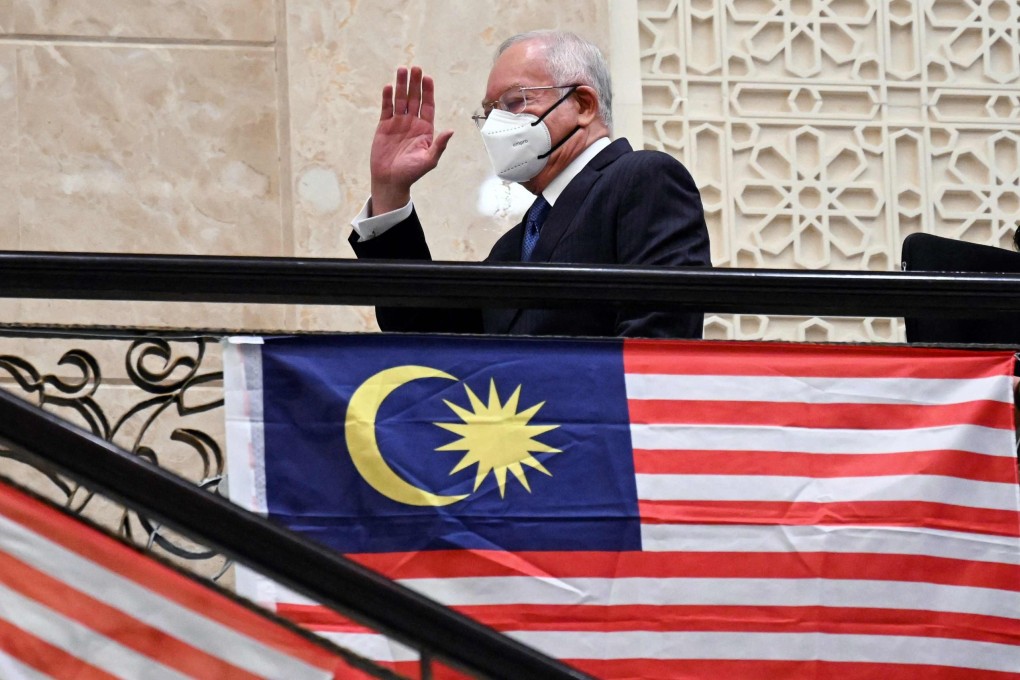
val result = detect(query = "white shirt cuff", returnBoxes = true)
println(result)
[350,198,414,241]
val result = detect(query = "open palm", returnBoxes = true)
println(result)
[370,67,453,214]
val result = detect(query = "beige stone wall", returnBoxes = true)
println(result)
[0,0,610,332]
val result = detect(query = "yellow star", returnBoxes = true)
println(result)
[434,379,560,498]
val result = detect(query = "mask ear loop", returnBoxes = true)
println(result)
[532,85,583,161]
[537,125,582,160]
[531,86,580,127]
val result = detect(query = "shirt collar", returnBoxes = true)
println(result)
[542,137,612,207]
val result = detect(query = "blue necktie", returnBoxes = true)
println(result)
[521,196,551,261]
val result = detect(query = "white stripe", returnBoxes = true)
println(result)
[641,523,1020,565]
[315,632,418,664]
[636,473,1020,510]
[223,340,268,516]
[0,580,189,680]
[625,374,1013,405]
[0,513,330,680]
[0,648,63,680]
[511,630,1020,672]
[630,423,1015,457]
[396,575,1020,620]
[223,341,277,608]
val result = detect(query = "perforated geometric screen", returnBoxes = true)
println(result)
[636,0,1020,341]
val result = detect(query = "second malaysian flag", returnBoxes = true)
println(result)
[0,477,353,678]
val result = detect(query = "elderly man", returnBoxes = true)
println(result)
[351,30,710,338]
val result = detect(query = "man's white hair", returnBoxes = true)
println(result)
[496,30,613,132]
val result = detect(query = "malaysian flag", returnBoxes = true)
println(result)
[0,475,355,678]
[225,334,1020,679]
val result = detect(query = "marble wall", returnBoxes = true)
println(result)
[0,0,610,332]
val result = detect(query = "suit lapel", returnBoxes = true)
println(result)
[528,139,632,263]
[485,138,634,334]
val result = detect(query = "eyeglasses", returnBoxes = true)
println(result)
[471,84,580,128]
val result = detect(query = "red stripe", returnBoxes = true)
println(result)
[0,616,117,680]
[567,658,1020,680]
[623,339,1016,379]
[0,548,261,679]
[281,602,1020,647]
[639,499,1020,538]
[0,482,340,671]
[464,605,1020,646]
[633,448,1020,484]
[340,550,1020,591]
[627,399,1014,431]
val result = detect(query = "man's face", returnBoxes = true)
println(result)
[482,40,582,190]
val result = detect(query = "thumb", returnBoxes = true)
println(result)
[428,129,454,166]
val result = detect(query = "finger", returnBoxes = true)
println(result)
[380,84,394,121]
[407,66,424,117]
[428,129,454,166]
[420,74,437,124]
[393,67,409,115]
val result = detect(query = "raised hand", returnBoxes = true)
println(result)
[370,66,454,216]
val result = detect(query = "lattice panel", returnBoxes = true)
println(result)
[637,0,1020,342]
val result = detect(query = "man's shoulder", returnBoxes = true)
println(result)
[592,138,684,170]
[600,142,696,185]
[611,143,684,168]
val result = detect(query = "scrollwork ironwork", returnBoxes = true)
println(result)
[0,336,228,580]
[0,351,109,437]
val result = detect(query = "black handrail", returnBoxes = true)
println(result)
[0,390,590,680]
[2,250,1020,317]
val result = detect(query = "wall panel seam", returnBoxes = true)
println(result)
[0,35,275,50]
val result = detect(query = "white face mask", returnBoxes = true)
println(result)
[479,88,582,184]
[479,109,552,183]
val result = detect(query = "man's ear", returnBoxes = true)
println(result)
[574,85,600,126]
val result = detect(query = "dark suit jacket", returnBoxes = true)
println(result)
[351,138,711,338]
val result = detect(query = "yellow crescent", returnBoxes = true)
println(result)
[345,365,468,507]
